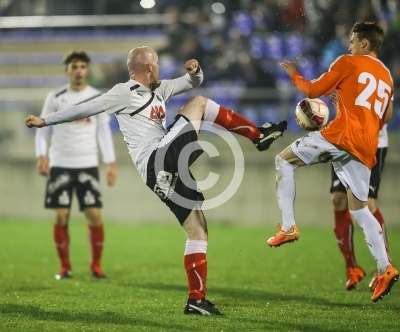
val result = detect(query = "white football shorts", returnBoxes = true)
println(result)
[290,131,371,201]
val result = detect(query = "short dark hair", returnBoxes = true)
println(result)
[63,50,91,65]
[351,20,385,54]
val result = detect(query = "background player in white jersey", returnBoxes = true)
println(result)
[35,51,117,280]
[329,94,392,291]
[25,46,287,315]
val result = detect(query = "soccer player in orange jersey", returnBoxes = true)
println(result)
[329,93,392,292]
[270,20,398,302]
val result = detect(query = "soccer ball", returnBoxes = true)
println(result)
[295,98,329,131]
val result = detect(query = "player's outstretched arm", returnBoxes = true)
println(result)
[25,115,46,128]
[26,100,104,128]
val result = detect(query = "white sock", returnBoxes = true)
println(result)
[275,155,296,231]
[203,99,219,123]
[184,240,208,255]
[350,206,390,274]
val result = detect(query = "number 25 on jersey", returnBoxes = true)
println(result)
[355,72,392,119]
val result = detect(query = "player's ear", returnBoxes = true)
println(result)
[148,63,153,73]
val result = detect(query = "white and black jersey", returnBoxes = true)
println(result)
[96,72,203,181]
[36,85,115,168]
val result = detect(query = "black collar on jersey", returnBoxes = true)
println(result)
[129,84,155,116]
[129,92,155,116]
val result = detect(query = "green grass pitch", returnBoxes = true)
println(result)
[0,219,399,331]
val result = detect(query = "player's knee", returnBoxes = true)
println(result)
[84,208,102,226]
[54,210,69,225]
[331,192,347,210]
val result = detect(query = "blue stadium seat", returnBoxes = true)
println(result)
[296,55,318,80]
[158,56,179,80]
[249,33,265,59]
[284,31,303,58]
[231,10,254,36]
[264,32,284,59]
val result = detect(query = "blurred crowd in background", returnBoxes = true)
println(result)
[1,0,399,128]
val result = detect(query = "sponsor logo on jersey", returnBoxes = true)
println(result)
[156,95,162,102]
[150,105,165,120]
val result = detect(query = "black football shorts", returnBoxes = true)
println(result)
[146,114,204,224]
[45,167,102,211]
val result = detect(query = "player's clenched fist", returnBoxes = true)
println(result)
[185,59,199,75]
[25,114,46,128]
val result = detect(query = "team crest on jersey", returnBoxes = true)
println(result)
[156,95,162,102]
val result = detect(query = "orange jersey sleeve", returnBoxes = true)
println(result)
[290,55,394,169]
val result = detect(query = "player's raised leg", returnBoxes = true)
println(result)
[178,96,287,151]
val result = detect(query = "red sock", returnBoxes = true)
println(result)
[373,208,391,262]
[184,253,207,300]
[89,224,104,270]
[214,105,260,141]
[53,224,71,270]
[333,209,357,269]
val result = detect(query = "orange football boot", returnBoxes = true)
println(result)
[345,266,365,290]
[371,265,399,302]
[267,223,300,247]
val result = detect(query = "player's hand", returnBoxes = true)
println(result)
[279,61,298,77]
[185,59,199,75]
[37,155,49,176]
[106,162,117,187]
[329,93,338,109]
[25,115,46,128]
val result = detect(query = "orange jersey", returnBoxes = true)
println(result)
[291,54,394,169]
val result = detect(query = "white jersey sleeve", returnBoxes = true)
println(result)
[97,84,131,115]
[35,126,50,157]
[35,91,56,157]
[157,69,203,102]
[97,121,116,164]
[40,90,57,117]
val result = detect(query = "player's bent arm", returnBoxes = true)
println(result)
[384,101,393,124]
[45,100,104,125]
[177,70,203,90]
[291,71,338,99]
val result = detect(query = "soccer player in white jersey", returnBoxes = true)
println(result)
[25,46,287,315]
[330,94,392,291]
[35,51,117,280]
